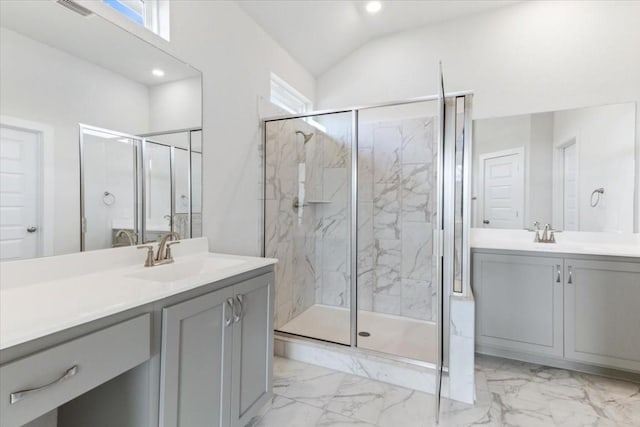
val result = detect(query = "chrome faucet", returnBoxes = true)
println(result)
[527,222,542,242]
[527,222,557,243]
[137,232,181,267]
[113,229,136,247]
[156,232,181,263]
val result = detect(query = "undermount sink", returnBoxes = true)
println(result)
[127,255,247,283]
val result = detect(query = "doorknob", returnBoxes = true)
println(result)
[483,220,490,224]
[26,226,38,233]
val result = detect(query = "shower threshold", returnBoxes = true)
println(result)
[278,304,437,363]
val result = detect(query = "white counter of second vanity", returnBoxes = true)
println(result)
[0,238,277,427]
[470,228,640,380]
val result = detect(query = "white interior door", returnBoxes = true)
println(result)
[563,143,578,230]
[0,125,40,260]
[480,149,524,229]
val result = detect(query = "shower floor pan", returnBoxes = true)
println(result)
[278,304,437,363]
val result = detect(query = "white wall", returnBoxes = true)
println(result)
[82,0,316,256]
[0,27,149,255]
[317,0,640,231]
[552,103,636,233]
[148,76,202,132]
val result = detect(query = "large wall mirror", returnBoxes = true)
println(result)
[0,1,203,261]
[473,102,636,233]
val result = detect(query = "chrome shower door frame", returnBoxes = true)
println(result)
[261,92,474,410]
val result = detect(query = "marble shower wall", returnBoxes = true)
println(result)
[315,116,352,310]
[266,114,437,329]
[357,117,437,321]
[266,118,319,330]
[265,115,352,330]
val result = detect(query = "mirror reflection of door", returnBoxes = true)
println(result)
[562,140,578,231]
[479,148,524,229]
[0,125,39,260]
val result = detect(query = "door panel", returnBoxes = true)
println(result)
[564,259,640,371]
[481,150,523,229]
[159,287,234,427]
[0,125,39,260]
[474,253,563,357]
[231,274,273,427]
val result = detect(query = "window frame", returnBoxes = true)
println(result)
[103,0,170,40]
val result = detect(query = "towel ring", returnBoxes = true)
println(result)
[103,191,116,206]
[590,188,604,207]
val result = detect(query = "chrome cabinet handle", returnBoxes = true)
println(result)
[568,266,573,284]
[10,365,78,404]
[556,265,561,283]
[224,298,234,327]
[237,294,244,318]
[232,295,244,323]
[232,295,242,323]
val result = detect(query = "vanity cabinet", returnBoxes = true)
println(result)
[473,250,640,374]
[473,253,563,357]
[230,275,273,427]
[159,273,273,427]
[564,259,640,372]
[0,314,151,427]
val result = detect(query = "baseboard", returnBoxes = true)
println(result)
[476,345,640,383]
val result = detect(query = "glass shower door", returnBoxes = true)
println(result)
[264,112,353,345]
[356,101,441,363]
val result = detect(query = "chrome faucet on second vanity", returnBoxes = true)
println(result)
[528,222,558,243]
[137,232,181,267]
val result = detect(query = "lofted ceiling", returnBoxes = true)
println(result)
[237,0,520,77]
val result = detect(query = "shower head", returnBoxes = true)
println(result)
[295,130,314,144]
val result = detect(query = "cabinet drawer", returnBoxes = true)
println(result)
[0,314,151,427]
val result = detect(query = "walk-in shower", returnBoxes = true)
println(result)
[262,91,473,409]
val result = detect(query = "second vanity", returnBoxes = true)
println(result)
[471,228,640,378]
[0,238,276,427]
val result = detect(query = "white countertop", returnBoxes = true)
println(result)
[471,228,640,258]
[0,238,277,351]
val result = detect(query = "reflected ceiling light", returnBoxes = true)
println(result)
[152,69,165,77]
[365,1,382,14]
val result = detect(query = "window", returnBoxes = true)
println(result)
[270,73,325,131]
[270,73,311,114]
[103,0,170,40]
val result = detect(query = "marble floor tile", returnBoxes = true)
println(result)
[250,395,324,427]
[257,356,640,427]
[325,375,387,424]
[273,357,347,409]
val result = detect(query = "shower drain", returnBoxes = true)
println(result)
[358,331,371,337]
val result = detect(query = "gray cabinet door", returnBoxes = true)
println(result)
[230,274,274,427]
[474,253,563,357]
[564,259,640,372]
[159,286,235,427]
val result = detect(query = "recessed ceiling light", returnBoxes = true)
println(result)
[366,1,382,14]
[152,69,165,77]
